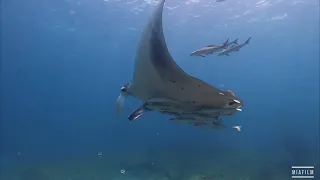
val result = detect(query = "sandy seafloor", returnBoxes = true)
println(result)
[1,146,319,180]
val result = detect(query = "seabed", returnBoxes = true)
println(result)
[1,146,319,180]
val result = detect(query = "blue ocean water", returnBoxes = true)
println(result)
[0,0,319,179]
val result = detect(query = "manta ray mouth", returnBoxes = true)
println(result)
[229,101,238,106]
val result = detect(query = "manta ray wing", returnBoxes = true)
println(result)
[147,0,232,107]
[128,0,168,101]
[130,0,238,108]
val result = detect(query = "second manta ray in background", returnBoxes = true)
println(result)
[116,0,243,130]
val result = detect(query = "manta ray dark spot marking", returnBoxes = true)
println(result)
[197,84,201,87]
[169,79,176,83]
[181,87,184,90]
[192,101,196,103]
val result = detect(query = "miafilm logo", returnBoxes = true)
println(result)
[292,166,314,179]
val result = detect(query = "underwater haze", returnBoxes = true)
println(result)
[1,0,319,179]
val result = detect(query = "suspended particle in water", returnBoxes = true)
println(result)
[69,10,76,15]
[97,152,103,158]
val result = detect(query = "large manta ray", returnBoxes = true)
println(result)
[116,0,243,124]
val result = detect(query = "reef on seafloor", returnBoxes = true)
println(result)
[0,147,318,180]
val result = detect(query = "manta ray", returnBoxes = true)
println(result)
[116,0,243,125]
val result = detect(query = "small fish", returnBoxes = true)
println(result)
[232,125,242,131]
[190,39,229,57]
[218,37,251,56]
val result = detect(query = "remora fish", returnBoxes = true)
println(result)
[225,39,238,48]
[193,122,226,129]
[127,98,187,121]
[126,97,242,131]
[116,0,243,122]
[169,114,225,128]
[169,116,220,124]
[190,39,229,57]
[127,96,241,121]
[218,37,251,56]
[169,117,199,124]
